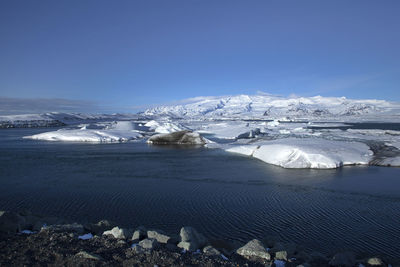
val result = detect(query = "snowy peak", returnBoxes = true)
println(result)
[144,94,400,120]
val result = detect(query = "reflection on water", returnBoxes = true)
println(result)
[0,128,400,259]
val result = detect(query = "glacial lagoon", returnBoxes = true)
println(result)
[0,127,400,259]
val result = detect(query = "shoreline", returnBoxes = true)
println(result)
[0,210,396,266]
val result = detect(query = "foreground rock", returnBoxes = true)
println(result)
[103,226,132,239]
[177,226,207,251]
[147,229,173,244]
[203,245,221,256]
[147,130,207,145]
[132,225,147,241]
[367,257,385,266]
[138,238,159,250]
[236,239,271,260]
[1,210,399,266]
[75,251,103,261]
[0,229,264,266]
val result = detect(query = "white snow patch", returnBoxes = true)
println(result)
[144,120,184,133]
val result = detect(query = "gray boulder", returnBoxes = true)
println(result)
[147,229,171,243]
[147,131,206,145]
[138,238,159,250]
[329,252,356,267]
[131,245,146,254]
[0,211,26,233]
[275,250,288,261]
[103,226,132,239]
[75,251,103,261]
[367,257,385,266]
[203,245,221,256]
[236,239,271,260]
[177,226,207,251]
[132,226,147,241]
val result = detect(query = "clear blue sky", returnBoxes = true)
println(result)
[0,0,399,113]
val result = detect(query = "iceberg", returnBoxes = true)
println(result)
[24,121,143,143]
[226,138,373,169]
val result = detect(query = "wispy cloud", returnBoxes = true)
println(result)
[0,97,101,115]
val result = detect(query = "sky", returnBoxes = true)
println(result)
[0,0,399,114]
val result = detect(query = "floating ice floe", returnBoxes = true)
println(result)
[24,121,143,143]
[226,138,373,169]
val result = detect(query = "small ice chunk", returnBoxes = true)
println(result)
[78,233,93,240]
[193,249,201,254]
[20,230,35,234]
[221,254,229,260]
[267,120,280,127]
[274,259,286,267]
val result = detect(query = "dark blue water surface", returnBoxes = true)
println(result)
[1,128,400,259]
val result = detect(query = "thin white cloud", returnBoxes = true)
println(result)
[0,97,101,115]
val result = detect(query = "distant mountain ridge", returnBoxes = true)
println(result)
[144,94,400,120]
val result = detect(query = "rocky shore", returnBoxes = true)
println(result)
[0,210,396,266]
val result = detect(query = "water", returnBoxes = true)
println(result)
[1,128,400,259]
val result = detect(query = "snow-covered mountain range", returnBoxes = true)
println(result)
[144,94,400,121]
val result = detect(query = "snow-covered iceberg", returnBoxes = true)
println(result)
[225,138,373,169]
[24,121,143,143]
